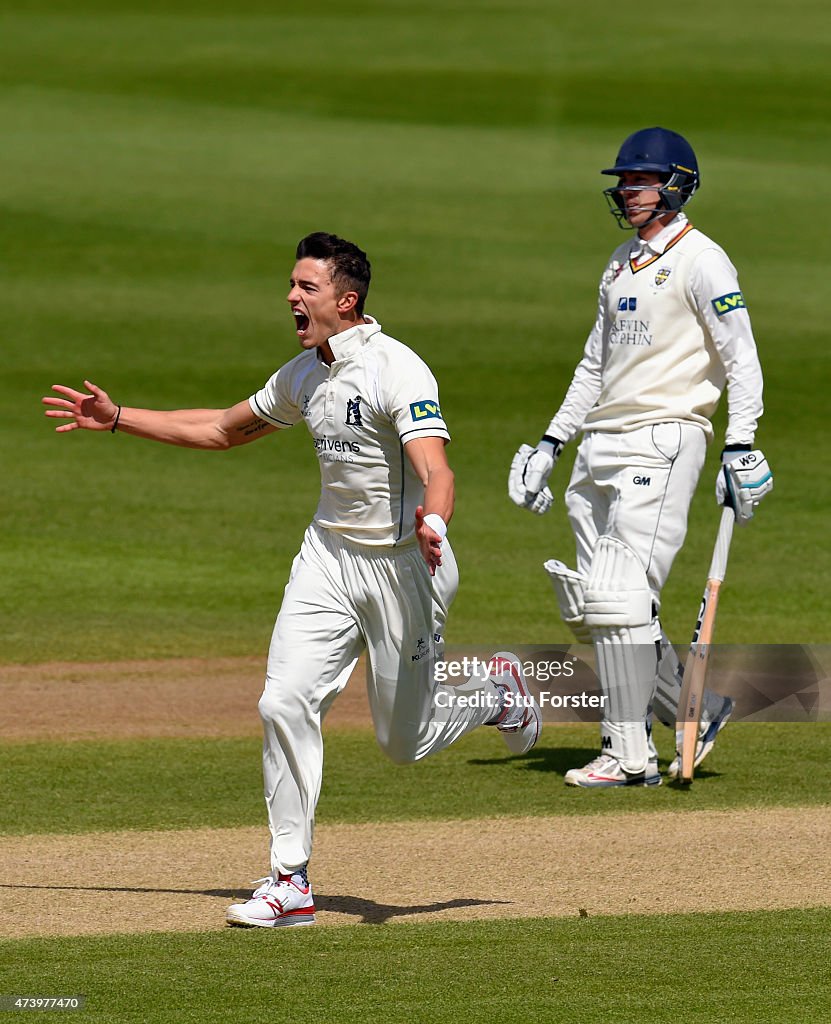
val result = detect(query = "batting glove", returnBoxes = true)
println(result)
[508,437,562,515]
[716,447,773,523]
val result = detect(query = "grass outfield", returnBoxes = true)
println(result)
[2,723,829,835]
[2,910,829,1024]
[3,0,831,663]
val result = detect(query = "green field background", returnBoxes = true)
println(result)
[3,2,830,1021]
[3,0,830,663]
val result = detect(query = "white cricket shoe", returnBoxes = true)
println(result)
[489,651,542,755]
[667,695,734,780]
[226,874,316,928]
[564,753,661,788]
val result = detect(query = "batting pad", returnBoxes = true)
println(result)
[584,537,656,772]
[583,536,653,628]
[543,559,591,643]
[595,631,657,773]
[653,635,685,727]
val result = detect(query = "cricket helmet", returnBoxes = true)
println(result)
[602,127,700,228]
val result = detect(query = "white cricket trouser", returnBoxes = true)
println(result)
[258,522,499,874]
[566,423,707,600]
[566,423,707,767]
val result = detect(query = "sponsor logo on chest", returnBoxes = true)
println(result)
[305,387,369,462]
[609,318,653,347]
[313,435,361,462]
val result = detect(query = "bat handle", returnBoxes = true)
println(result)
[707,506,735,582]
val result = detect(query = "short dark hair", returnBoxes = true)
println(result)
[296,232,371,316]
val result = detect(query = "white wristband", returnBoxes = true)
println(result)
[422,513,447,540]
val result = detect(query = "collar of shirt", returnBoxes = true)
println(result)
[325,315,383,364]
[631,212,688,262]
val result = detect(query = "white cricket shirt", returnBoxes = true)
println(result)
[546,214,764,445]
[249,318,450,547]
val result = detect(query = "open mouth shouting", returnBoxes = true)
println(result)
[292,308,310,337]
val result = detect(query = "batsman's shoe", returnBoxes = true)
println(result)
[564,753,661,788]
[226,873,315,929]
[667,695,734,780]
[489,651,542,755]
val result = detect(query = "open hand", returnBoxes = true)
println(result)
[42,381,118,432]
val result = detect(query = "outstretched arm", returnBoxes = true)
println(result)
[42,380,277,450]
[405,435,454,576]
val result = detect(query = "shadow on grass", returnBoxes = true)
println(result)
[313,893,510,923]
[665,767,722,787]
[470,744,727,784]
[1,884,508,924]
[467,744,598,777]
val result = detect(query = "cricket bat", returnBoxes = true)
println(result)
[675,506,735,784]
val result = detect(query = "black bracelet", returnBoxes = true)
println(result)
[111,405,122,433]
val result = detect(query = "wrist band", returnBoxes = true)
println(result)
[721,442,751,463]
[422,513,447,540]
[539,435,564,459]
[111,405,122,433]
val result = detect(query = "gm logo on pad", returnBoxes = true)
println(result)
[712,292,746,316]
[410,400,442,421]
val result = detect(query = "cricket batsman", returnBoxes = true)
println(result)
[44,232,541,927]
[509,128,773,786]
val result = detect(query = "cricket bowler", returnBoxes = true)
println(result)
[44,232,541,927]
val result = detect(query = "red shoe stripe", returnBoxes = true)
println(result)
[282,904,316,917]
[489,656,539,735]
[499,658,529,699]
[276,875,311,894]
